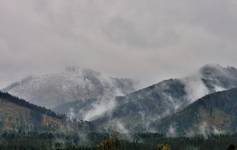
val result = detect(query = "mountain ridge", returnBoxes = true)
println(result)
[0,91,66,132]
[0,91,94,134]
[0,91,63,119]
[4,64,237,134]
[151,88,237,136]
[3,68,137,111]
[91,64,237,133]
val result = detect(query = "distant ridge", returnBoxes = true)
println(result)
[92,64,237,133]
[152,88,237,136]
[0,91,64,119]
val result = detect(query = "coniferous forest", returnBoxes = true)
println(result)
[0,131,237,150]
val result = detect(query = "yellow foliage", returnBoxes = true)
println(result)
[162,144,171,150]
[156,144,171,150]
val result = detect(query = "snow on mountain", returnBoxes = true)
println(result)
[182,64,237,103]
[3,67,137,111]
[152,88,237,136]
[4,64,237,132]
[92,64,237,132]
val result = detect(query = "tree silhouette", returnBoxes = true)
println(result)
[227,144,235,150]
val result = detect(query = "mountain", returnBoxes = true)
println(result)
[151,88,237,137]
[4,64,237,133]
[92,64,237,133]
[3,67,136,112]
[0,91,94,136]
[0,91,65,132]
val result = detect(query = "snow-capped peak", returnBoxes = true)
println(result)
[182,64,237,103]
[3,68,137,109]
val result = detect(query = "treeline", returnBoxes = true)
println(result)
[0,132,237,150]
[0,92,65,119]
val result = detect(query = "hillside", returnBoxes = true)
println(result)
[0,91,88,133]
[92,65,237,133]
[152,88,237,136]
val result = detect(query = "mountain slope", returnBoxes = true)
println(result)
[0,91,65,132]
[54,98,97,120]
[3,68,136,111]
[152,88,237,136]
[92,64,237,132]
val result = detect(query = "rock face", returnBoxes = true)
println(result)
[152,88,237,136]
[3,68,136,109]
[0,92,65,132]
[92,65,237,133]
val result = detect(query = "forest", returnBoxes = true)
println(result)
[0,131,236,150]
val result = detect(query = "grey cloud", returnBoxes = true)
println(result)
[102,17,178,49]
[0,0,237,88]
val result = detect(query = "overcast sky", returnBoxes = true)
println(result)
[0,0,237,88]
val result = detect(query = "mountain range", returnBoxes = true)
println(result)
[2,64,237,136]
[87,64,237,133]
